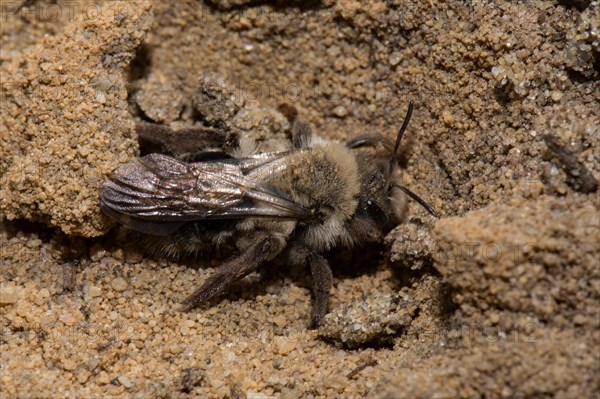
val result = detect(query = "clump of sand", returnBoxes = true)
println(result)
[1,1,153,236]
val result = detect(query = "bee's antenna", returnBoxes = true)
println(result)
[392,184,438,218]
[387,101,437,218]
[389,101,414,174]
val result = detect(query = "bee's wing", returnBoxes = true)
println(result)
[100,153,311,233]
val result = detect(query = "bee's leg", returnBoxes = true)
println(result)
[291,119,312,149]
[307,252,333,328]
[136,123,239,160]
[346,134,393,150]
[180,234,284,310]
[277,103,312,149]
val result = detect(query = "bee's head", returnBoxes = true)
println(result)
[347,102,437,242]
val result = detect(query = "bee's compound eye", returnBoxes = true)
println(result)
[362,198,388,225]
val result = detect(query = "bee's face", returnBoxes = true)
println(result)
[347,153,407,242]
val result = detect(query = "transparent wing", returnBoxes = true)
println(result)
[100,153,311,233]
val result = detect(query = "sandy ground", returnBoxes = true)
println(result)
[1,0,599,398]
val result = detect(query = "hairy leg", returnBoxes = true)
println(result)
[136,124,239,160]
[308,252,333,328]
[276,102,312,149]
[291,119,312,150]
[181,233,284,310]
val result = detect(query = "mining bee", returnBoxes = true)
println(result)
[100,101,436,327]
